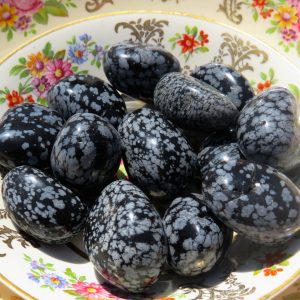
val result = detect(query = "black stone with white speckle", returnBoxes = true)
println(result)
[163,193,232,276]
[103,41,181,102]
[51,113,121,189]
[191,63,254,110]
[154,72,239,131]
[237,87,300,171]
[84,180,167,292]
[2,165,88,244]
[0,103,64,170]
[202,159,300,244]
[118,108,197,198]
[47,74,126,128]
[198,143,242,177]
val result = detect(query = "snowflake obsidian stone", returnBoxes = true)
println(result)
[2,165,88,244]
[51,113,121,189]
[191,63,254,110]
[0,103,64,170]
[84,180,167,292]
[237,87,300,171]
[47,74,126,128]
[118,108,196,198]
[103,41,181,102]
[163,193,232,276]
[154,72,239,131]
[202,159,300,244]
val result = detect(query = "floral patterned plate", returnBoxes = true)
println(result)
[0,11,300,300]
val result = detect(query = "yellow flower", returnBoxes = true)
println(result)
[26,52,49,77]
[274,5,298,28]
[0,3,18,28]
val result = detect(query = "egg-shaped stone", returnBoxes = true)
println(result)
[191,63,254,110]
[47,74,126,128]
[51,113,121,189]
[237,87,300,172]
[0,103,64,170]
[202,159,300,244]
[154,72,239,131]
[103,41,181,102]
[118,108,196,198]
[2,165,88,244]
[84,180,167,292]
[163,193,232,276]
[198,143,242,177]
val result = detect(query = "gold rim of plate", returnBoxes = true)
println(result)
[0,9,299,300]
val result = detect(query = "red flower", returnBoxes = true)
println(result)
[260,9,274,19]
[252,0,267,10]
[257,80,272,92]
[25,95,35,103]
[177,34,200,53]
[263,267,283,276]
[199,30,209,46]
[6,90,24,107]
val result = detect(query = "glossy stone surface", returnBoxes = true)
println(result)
[163,193,232,276]
[237,87,300,172]
[202,159,300,244]
[103,41,181,102]
[191,63,254,110]
[2,166,88,244]
[118,108,196,198]
[154,72,239,131]
[51,113,121,189]
[84,180,167,292]
[47,74,126,128]
[198,143,242,177]
[0,103,63,170]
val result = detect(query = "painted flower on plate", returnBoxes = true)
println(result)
[27,52,49,77]
[274,4,298,29]
[14,15,31,31]
[263,267,283,276]
[71,281,114,299]
[42,273,68,289]
[79,33,92,43]
[32,76,51,97]
[30,260,46,270]
[27,272,40,283]
[45,59,73,85]
[68,43,89,65]
[177,33,200,53]
[7,0,43,15]
[0,3,18,28]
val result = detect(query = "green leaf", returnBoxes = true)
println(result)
[260,72,267,81]
[87,41,96,47]
[191,26,198,37]
[185,25,190,34]
[198,46,209,53]
[279,260,289,266]
[288,84,300,99]
[23,86,34,94]
[253,269,261,276]
[7,29,13,42]
[96,60,101,69]
[71,65,79,72]
[268,68,275,80]
[9,65,26,76]
[43,42,54,59]
[266,27,277,34]
[171,43,176,50]
[33,9,49,25]
[297,40,300,57]
[18,57,26,65]
[168,37,178,42]
[270,20,278,26]
[54,50,66,59]
[44,0,68,17]
[64,268,77,280]
[69,279,77,284]
[37,97,48,106]
[20,69,30,79]
[253,9,259,22]
[78,276,86,282]
[77,70,89,75]
[64,290,80,296]
[0,98,5,104]
[40,285,50,288]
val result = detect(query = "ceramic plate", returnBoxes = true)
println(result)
[0,11,300,300]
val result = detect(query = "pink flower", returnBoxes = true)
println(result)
[7,0,43,15]
[45,59,73,85]
[32,76,50,97]
[71,281,121,299]
[281,27,298,41]
[14,15,31,30]
[289,0,300,32]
